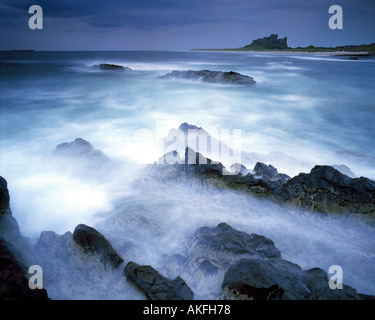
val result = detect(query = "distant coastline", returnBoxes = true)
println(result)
[190,49,372,56]
[191,34,375,56]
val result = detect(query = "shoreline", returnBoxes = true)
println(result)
[190,49,371,56]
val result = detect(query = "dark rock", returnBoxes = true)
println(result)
[0,238,49,300]
[90,64,131,71]
[275,165,375,214]
[187,223,281,263]
[160,70,256,85]
[0,176,11,215]
[185,147,226,176]
[222,257,363,300]
[73,224,123,269]
[124,262,194,300]
[162,223,281,299]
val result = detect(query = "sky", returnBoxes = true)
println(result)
[0,0,374,50]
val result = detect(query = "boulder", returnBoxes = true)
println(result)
[221,257,362,300]
[124,262,194,300]
[160,70,256,85]
[73,224,123,269]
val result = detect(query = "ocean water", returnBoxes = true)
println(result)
[1,51,375,298]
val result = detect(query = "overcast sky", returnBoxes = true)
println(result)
[0,0,374,50]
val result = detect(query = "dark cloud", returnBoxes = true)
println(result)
[0,0,374,50]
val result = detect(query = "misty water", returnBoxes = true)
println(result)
[0,51,375,298]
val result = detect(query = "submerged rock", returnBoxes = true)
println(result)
[160,70,256,85]
[124,262,194,300]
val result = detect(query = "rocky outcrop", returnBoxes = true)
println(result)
[152,146,375,216]
[0,239,48,300]
[73,224,123,269]
[221,258,361,300]
[0,177,49,300]
[160,70,256,85]
[162,223,281,299]
[124,262,194,300]
[275,165,375,214]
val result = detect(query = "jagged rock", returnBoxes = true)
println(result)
[185,147,226,176]
[0,239,49,300]
[152,146,375,216]
[221,257,362,300]
[229,163,250,175]
[275,165,375,214]
[253,162,291,182]
[160,70,256,85]
[73,224,123,269]
[162,223,281,299]
[124,262,193,300]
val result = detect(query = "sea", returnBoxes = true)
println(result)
[1,50,375,298]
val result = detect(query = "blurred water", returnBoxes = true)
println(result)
[0,51,375,297]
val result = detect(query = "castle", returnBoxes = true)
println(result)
[246,34,288,50]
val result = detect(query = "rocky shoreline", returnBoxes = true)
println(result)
[1,125,375,300]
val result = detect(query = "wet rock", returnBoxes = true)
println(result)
[73,224,123,269]
[275,165,375,214]
[124,262,194,300]
[162,223,281,299]
[0,239,49,300]
[160,70,256,85]
[221,257,363,300]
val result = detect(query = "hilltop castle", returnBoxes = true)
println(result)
[245,34,288,50]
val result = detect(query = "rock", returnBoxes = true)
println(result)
[124,262,194,300]
[162,223,281,299]
[0,239,49,300]
[0,176,11,215]
[186,223,281,264]
[185,147,226,176]
[73,224,123,269]
[275,165,375,214]
[90,64,131,71]
[221,257,362,300]
[160,70,256,85]
[152,145,375,216]
[54,138,109,163]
